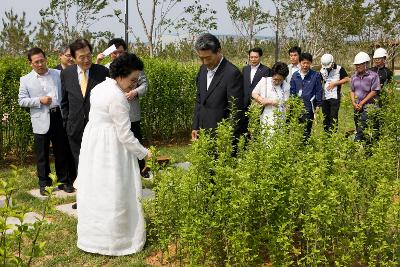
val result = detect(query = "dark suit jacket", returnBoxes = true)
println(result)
[242,64,271,109]
[54,64,63,71]
[60,64,109,137]
[192,58,244,137]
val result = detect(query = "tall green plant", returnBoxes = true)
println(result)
[150,84,400,265]
[0,165,58,266]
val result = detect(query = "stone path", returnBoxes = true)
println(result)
[143,188,155,199]
[173,161,191,170]
[28,187,76,200]
[0,195,11,207]
[55,203,77,218]
[24,162,191,218]
[6,212,47,234]
[53,189,156,218]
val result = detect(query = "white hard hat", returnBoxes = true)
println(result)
[321,54,334,68]
[353,51,370,65]
[373,47,388,59]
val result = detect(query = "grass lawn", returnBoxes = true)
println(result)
[0,144,190,267]
[0,86,359,266]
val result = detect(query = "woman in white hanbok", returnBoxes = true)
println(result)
[252,62,290,126]
[76,53,151,256]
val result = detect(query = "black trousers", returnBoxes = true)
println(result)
[131,121,145,172]
[354,106,379,144]
[67,129,84,176]
[322,98,340,132]
[299,111,314,141]
[34,109,71,187]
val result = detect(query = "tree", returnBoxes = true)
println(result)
[174,0,218,42]
[34,19,57,54]
[39,0,116,48]
[226,0,270,49]
[277,0,368,59]
[134,0,217,57]
[366,0,400,62]
[0,9,36,56]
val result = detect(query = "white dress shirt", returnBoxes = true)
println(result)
[207,57,224,90]
[36,70,60,108]
[250,63,260,83]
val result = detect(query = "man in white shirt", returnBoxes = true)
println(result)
[18,47,73,195]
[192,33,244,141]
[241,47,272,132]
[286,46,302,83]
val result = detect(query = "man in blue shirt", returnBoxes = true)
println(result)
[290,52,323,140]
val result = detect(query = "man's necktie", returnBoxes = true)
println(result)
[80,71,88,97]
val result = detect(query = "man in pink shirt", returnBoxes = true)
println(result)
[350,52,381,143]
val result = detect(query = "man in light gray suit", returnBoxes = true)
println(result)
[18,47,73,195]
[97,38,149,176]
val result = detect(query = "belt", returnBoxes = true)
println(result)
[49,106,60,113]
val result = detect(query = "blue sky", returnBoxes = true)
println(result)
[1,0,275,41]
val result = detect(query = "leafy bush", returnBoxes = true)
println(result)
[149,83,400,266]
[140,58,197,142]
[0,165,57,266]
[0,58,34,163]
[0,56,198,162]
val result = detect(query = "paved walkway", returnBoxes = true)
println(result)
[22,162,191,219]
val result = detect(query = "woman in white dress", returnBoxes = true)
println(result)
[76,53,151,256]
[251,62,290,126]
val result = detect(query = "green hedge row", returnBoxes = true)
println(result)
[0,57,198,162]
[149,85,400,266]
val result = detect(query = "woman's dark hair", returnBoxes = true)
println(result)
[110,53,144,78]
[299,52,313,63]
[69,38,92,58]
[288,46,301,55]
[248,47,263,57]
[195,33,221,53]
[27,47,46,62]
[271,61,289,78]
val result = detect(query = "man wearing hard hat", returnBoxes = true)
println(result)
[350,51,381,143]
[320,54,350,132]
[371,48,393,87]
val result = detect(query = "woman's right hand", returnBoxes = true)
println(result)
[145,151,153,160]
[261,98,278,107]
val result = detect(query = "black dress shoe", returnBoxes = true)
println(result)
[58,184,75,193]
[72,203,77,209]
[63,184,75,193]
[39,187,46,196]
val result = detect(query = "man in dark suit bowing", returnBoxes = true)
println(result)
[191,33,244,141]
[60,38,109,180]
[242,47,271,132]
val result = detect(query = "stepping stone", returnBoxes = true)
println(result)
[173,162,191,170]
[6,212,48,234]
[143,188,155,200]
[55,203,77,218]
[28,188,76,200]
[0,196,12,207]
[56,189,154,218]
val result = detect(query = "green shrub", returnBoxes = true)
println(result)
[0,165,58,266]
[0,56,198,162]
[149,84,400,266]
[141,57,197,142]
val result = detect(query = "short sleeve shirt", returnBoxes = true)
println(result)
[350,70,380,104]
